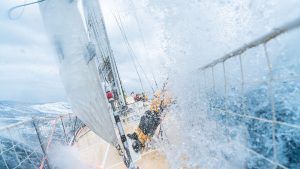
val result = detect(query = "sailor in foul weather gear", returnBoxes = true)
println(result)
[106,90,116,111]
[127,90,172,152]
[141,92,148,102]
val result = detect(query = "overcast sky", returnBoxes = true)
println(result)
[1,0,300,103]
[0,0,166,103]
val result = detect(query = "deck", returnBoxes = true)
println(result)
[73,113,170,169]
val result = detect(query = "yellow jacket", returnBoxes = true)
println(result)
[149,90,172,113]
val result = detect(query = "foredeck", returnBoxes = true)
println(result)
[73,118,169,169]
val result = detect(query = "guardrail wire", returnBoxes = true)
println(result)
[199,17,300,169]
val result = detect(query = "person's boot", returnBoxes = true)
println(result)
[132,140,143,153]
[127,132,138,140]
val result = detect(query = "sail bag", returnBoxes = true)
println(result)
[39,0,118,145]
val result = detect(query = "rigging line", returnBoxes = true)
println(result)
[117,21,145,94]
[111,0,140,105]
[118,17,155,95]
[116,14,146,81]
[114,14,145,93]
[10,0,26,20]
[89,22,107,72]
[85,0,126,104]
[89,10,106,63]
[115,14,146,93]
[98,5,127,105]
[89,9,115,85]
[128,0,159,90]
[116,12,156,93]
[116,13,155,93]
[86,5,113,75]
[8,0,46,20]
[112,55,127,106]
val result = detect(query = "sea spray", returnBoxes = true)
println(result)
[48,144,90,169]
[157,71,249,168]
[143,0,300,168]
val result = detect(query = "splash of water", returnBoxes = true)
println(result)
[143,0,300,168]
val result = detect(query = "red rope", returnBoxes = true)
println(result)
[39,118,58,169]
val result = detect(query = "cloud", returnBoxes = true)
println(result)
[0,0,167,103]
[0,0,65,103]
[103,0,168,91]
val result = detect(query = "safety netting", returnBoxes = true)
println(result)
[0,114,83,169]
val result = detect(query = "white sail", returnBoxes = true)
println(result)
[39,0,118,145]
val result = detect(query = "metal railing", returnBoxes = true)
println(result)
[0,114,83,169]
[199,17,300,169]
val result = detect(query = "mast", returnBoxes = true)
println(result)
[82,0,126,107]
[82,0,136,168]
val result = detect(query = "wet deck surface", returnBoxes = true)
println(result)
[73,120,169,169]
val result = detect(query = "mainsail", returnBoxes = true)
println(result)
[39,0,118,145]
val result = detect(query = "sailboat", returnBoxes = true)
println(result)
[38,0,169,168]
